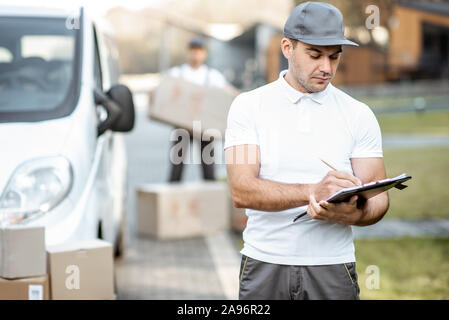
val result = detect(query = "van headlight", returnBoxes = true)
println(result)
[0,156,73,226]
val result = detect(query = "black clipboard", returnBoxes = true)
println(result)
[293,174,412,222]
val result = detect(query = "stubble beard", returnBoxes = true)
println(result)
[290,56,331,93]
[292,66,330,93]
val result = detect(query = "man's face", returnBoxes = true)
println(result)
[282,39,342,93]
[187,46,207,68]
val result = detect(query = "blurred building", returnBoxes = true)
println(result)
[107,0,449,88]
[330,44,389,86]
[212,0,449,88]
[388,0,449,80]
[337,0,449,85]
[207,23,285,90]
[104,0,293,85]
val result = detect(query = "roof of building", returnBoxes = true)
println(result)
[398,0,449,17]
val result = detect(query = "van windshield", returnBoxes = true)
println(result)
[0,16,81,123]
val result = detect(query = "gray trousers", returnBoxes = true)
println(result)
[169,133,215,182]
[239,255,360,300]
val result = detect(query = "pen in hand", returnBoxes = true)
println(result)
[293,159,362,222]
[293,159,338,222]
[320,159,337,171]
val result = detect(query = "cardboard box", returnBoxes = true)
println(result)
[0,225,46,279]
[47,239,114,300]
[148,75,236,136]
[136,182,230,239]
[231,206,248,233]
[226,189,247,232]
[0,275,49,300]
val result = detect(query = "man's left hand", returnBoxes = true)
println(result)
[307,194,363,225]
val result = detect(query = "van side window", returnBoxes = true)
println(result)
[0,47,13,62]
[103,35,120,86]
[93,26,103,90]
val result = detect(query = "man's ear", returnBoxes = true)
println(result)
[281,38,294,59]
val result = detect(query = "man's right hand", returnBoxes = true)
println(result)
[311,171,362,202]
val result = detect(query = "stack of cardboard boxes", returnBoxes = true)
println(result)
[0,225,115,300]
[0,226,48,299]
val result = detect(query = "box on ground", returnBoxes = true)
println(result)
[231,206,248,233]
[0,225,46,279]
[148,75,236,136]
[226,189,247,232]
[0,275,49,300]
[47,239,114,300]
[136,182,230,239]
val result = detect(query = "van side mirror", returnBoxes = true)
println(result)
[94,89,122,136]
[106,84,135,132]
[94,84,135,136]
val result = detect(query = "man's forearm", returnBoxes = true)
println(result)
[231,176,313,211]
[354,192,390,226]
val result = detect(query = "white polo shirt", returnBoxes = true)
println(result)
[224,70,383,265]
[169,64,227,88]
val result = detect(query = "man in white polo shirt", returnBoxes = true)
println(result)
[225,2,389,300]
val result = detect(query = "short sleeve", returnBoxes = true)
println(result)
[224,93,259,149]
[209,69,227,88]
[169,66,181,78]
[350,106,383,158]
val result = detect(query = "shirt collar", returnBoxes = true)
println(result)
[278,70,330,105]
[184,63,206,72]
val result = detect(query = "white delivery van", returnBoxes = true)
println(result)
[0,7,135,256]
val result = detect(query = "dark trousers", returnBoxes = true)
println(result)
[169,134,215,182]
[239,255,360,300]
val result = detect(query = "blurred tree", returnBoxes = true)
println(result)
[116,37,158,74]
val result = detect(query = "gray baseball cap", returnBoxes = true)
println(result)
[283,1,358,47]
[188,36,205,48]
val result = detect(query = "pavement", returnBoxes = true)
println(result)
[373,103,449,114]
[115,232,241,300]
[114,92,449,300]
[115,93,237,299]
[353,219,449,239]
[383,134,449,149]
